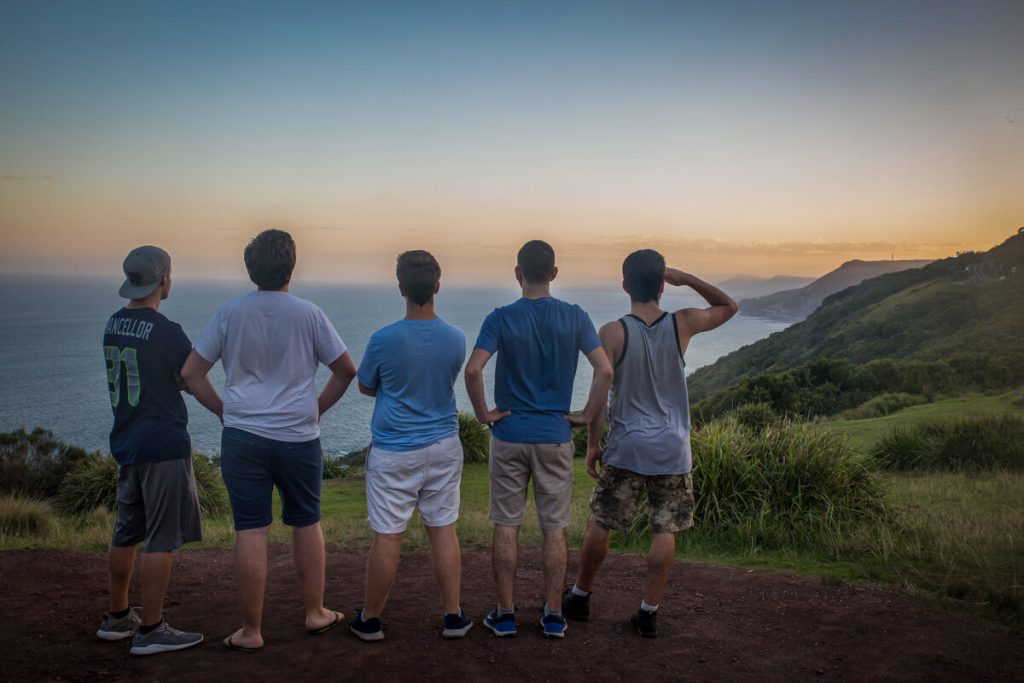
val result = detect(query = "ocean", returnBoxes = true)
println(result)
[0,275,790,456]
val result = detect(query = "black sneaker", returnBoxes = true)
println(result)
[630,608,657,638]
[350,610,384,642]
[561,588,590,622]
[441,609,473,639]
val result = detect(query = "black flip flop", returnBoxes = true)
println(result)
[307,610,343,636]
[223,635,263,653]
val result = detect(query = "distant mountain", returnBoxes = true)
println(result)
[689,233,1024,403]
[715,274,816,301]
[739,260,933,321]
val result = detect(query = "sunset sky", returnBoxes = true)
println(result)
[1,1,1021,286]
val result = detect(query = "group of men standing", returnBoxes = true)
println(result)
[98,230,736,655]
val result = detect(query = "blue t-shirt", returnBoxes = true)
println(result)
[103,307,192,465]
[474,297,600,444]
[358,317,466,452]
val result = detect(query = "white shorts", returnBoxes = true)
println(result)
[365,435,464,534]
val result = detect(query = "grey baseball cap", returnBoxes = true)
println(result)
[119,245,171,299]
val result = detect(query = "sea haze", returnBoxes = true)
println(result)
[0,275,790,456]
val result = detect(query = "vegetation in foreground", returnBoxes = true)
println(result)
[2,395,1023,630]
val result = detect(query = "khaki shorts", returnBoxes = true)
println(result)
[589,465,694,534]
[489,437,574,530]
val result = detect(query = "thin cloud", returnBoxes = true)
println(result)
[578,235,963,257]
[2,174,55,182]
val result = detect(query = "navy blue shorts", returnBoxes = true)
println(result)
[220,427,323,531]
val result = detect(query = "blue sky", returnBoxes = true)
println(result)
[1,1,1021,283]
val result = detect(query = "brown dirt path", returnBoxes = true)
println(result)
[1,546,1021,682]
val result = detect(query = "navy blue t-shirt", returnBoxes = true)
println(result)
[103,307,192,465]
[474,296,600,443]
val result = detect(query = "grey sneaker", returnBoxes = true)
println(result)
[129,620,204,655]
[97,607,141,641]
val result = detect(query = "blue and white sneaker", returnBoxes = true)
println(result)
[442,609,473,639]
[350,610,385,642]
[540,612,567,639]
[482,608,517,637]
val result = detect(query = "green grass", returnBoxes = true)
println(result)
[3,427,1022,630]
[821,390,1024,453]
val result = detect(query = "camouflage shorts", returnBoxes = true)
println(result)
[589,465,694,534]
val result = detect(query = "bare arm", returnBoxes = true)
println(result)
[180,350,224,422]
[581,322,624,478]
[318,352,357,416]
[464,347,510,425]
[565,345,612,427]
[358,381,377,397]
[665,267,738,348]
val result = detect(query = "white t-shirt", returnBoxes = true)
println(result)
[194,291,347,442]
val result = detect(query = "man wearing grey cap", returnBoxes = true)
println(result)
[98,245,220,655]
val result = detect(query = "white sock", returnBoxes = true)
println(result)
[497,605,515,616]
[640,600,658,613]
[571,585,590,597]
[544,603,562,617]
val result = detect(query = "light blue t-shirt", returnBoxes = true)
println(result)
[474,296,600,444]
[358,317,466,452]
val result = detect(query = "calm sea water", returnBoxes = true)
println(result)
[0,275,789,456]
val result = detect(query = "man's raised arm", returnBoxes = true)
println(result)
[666,268,738,343]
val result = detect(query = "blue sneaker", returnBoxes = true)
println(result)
[442,609,473,639]
[350,610,384,642]
[540,612,567,639]
[482,608,517,637]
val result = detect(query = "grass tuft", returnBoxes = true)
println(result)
[872,415,1024,471]
[0,494,54,537]
[459,412,490,464]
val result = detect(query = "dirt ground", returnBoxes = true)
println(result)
[2,546,1021,682]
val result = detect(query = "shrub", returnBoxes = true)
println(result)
[872,415,1024,472]
[0,428,99,498]
[0,494,54,537]
[56,453,231,517]
[459,412,490,464]
[839,393,928,420]
[729,402,780,431]
[572,422,609,459]
[322,454,347,479]
[628,417,889,548]
[55,454,118,515]
[191,453,230,516]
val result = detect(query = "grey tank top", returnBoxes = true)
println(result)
[601,312,692,475]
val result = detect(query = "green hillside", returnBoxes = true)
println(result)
[690,232,1024,405]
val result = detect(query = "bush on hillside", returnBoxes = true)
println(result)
[693,354,1018,422]
[729,402,780,431]
[838,393,928,420]
[0,428,100,498]
[56,453,230,517]
[459,412,490,464]
[0,494,54,537]
[872,416,1024,472]
[629,417,889,548]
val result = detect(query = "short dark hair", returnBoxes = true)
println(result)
[517,240,556,284]
[396,250,441,305]
[244,229,296,290]
[622,249,666,303]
